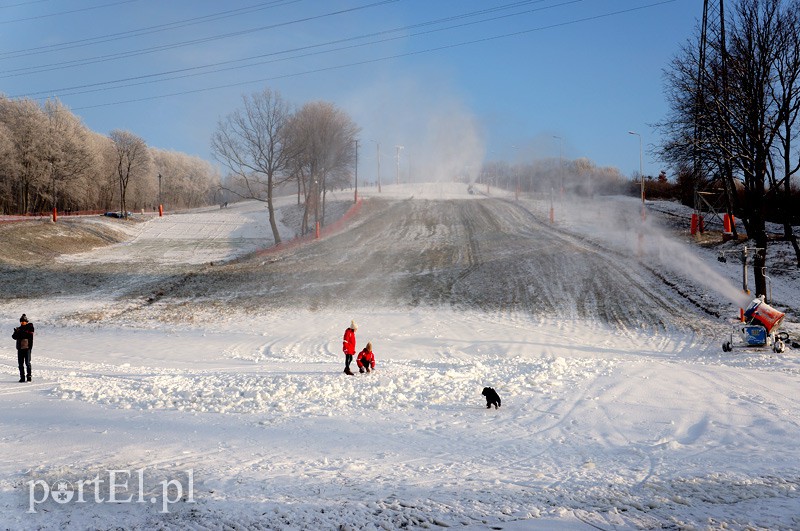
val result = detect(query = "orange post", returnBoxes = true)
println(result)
[315,221,320,239]
[690,214,698,235]
[158,204,163,217]
[723,214,731,232]
[52,208,57,222]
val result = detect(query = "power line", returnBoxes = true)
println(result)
[0,0,53,10]
[13,0,560,97]
[0,0,138,25]
[0,0,301,60]
[65,0,677,112]
[0,0,399,76]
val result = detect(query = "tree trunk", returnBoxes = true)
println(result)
[266,174,281,244]
[751,164,769,297]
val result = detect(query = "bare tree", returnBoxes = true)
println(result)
[660,0,800,295]
[212,88,293,244]
[87,132,120,211]
[109,130,150,219]
[771,1,800,265]
[285,101,359,235]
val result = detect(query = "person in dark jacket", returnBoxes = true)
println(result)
[12,314,34,383]
[342,320,357,375]
[357,342,376,373]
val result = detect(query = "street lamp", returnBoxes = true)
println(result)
[627,131,644,217]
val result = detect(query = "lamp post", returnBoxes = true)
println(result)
[395,145,404,185]
[627,131,645,218]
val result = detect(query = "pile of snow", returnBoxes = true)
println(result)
[51,351,612,418]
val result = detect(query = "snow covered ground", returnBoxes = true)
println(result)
[1,183,798,530]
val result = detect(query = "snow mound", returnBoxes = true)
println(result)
[52,355,615,420]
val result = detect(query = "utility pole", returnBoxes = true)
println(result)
[376,142,381,193]
[395,145,404,185]
[627,131,645,220]
[553,136,563,197]
[354,139,358,203]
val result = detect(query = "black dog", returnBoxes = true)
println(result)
[482,387,501,409]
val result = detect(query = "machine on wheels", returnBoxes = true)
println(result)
[723,297,788,354]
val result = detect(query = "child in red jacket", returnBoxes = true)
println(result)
[357,342,376,373]
[342,320,357,375]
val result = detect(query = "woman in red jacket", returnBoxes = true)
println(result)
[357,342,376,373]
[342,320,357,375]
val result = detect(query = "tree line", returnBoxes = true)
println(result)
[479,158,627,198]
[0,96,220,216]
[658,0,800,295]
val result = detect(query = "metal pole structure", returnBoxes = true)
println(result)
[158,173,163,217]
[395,145,404,185]
[742,246,749,294]
[354,139,358,203]
[510,145,519,199]
[552,136,563,196]
[628,131,645,220]
[376,142,381,193]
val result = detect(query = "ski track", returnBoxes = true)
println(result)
[1,185,799,530]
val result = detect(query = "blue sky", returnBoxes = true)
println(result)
[0,0,702,181]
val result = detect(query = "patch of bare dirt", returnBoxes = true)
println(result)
[0,218,132,265]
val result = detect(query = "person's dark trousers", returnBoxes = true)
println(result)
[18,349,31,381]
[344,354,353,372]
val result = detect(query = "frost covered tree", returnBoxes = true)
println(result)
[151,148,220,210]
[0,96,221,215]
[0,97,50,213]
[42,99,97,212]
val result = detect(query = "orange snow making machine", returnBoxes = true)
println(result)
[723,297,788,353]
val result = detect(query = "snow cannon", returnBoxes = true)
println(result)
[723,296,788,353]
[743,297,785,333]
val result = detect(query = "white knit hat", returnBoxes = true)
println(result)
[351,320,358,330]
